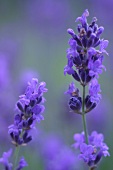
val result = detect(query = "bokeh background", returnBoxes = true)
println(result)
[0,0,112,169]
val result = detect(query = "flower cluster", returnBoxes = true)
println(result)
[64,9,108,113]
[73,131,110,168]
[8,78,48,146]
[0,149,27,170]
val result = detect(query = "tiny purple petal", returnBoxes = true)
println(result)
[100,40,109,55]
[76,9,89,26]
[67,28,75,37]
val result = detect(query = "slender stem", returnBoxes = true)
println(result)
[82,85,88,144]
[13,146,20,170]
[13,130,24,169]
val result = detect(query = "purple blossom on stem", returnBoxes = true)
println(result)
[65,9,108,113]
[73,131,110,167]
[8,78,48,146]
[64,9,110,170]
[64,9,108,85]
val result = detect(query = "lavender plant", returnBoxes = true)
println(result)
[64,9,110,169]
[0,78,47,170]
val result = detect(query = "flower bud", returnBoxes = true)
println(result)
[69,96,82,112]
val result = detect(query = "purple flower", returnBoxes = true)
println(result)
[100,40,109,55]
[65,82,79,97]
[65,9,109,169]
[65,82,82,113]
[64,9,108,86]
[84,79,101,113]
[73,132,85,148]
[69,97,82,113]
[23,78,47,102]
[89,79,101,104]
[8,78,47,146]
[16,157,28,170]
[0,149,13,170]
[76,9,89,27]
[64,9,109,115]
[73,131,110,167]
[32,104,45,122]
[79,143,96,163]
[88,56,106,78]
[64,65,74,76]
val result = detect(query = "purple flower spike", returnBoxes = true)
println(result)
[73,131,110,167]
[9,78,47,146]
[0,149,13,170]
[65,9,109,169]
[64,9,108,90]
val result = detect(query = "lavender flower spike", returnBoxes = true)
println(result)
[64,9,110,170]
[64,9,109,113]
[64,9,108,85]
[8,78,48,146]
[73,131,110,168]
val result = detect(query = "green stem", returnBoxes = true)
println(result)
[13,146,20,170]
[82,85,88,144]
